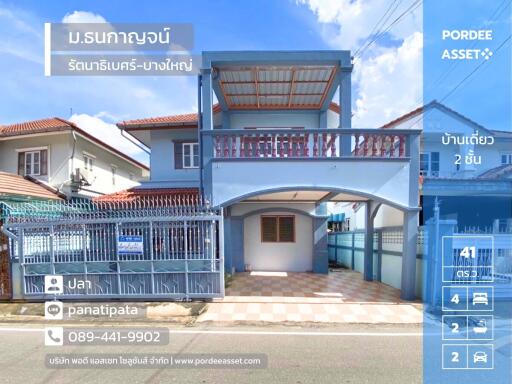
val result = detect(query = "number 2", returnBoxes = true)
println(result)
[451,352,459,362]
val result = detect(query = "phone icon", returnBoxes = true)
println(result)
[44,327,63,346]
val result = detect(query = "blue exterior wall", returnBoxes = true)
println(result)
[150,129,199,186]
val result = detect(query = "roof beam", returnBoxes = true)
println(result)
[288,68,296,108]
[225,92,324,97]
[220,80,329,85]
[254,67,260,109]
[317,191,338,203]
[320,67,340,111]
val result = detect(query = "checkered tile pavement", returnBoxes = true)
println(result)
[197,270,423,324]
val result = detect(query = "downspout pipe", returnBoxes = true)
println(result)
[120,129,151,155]
[198,73,204,201]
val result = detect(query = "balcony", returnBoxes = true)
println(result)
[202,128,421,209]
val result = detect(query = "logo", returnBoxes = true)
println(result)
[481,48,493,60]
[44,301,63,320]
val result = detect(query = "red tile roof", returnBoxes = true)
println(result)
[0,117,148,171]
[0,172,64,200]
[118,102,341,130]
[0,117,72,136]
[93,187,199,203]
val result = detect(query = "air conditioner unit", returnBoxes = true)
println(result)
[72,168,92,188]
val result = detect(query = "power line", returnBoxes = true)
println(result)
[353,0,401,58]
[397,33,512,130]
[439,34,511,103]
[354,0,422,60]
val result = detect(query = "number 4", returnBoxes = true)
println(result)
[451,294,460,304]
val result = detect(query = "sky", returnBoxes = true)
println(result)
[0,0,509,165]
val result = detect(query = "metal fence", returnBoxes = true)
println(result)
[329,226,511,287]
[328,227,426,280]
[1,196,224,300]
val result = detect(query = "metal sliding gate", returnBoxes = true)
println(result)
[1,197,224,300]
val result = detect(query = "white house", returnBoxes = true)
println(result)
[0,117,149,199]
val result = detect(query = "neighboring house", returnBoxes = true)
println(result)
[0,117,149,199]
[112,51,421,300]
[0,171,65,300]
[0,171,65,203]
[339,101,512,231]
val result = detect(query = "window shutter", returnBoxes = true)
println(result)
[174,142,183,169]
[261,217,278,242]
[18,152,25,175]
[278,216,295,242]
[40,150,48,175]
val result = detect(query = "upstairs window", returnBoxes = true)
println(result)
[501,153,512,165]
[111,166,117,185]
[18,149,48,176]
[261,215,295,243]
[83,154,94,172]
[174,142,199,169]
[420,152,440,176]
[183,143,199,168]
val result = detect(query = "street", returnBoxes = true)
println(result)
[0,323,422,384]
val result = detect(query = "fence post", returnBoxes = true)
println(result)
[351,232,355,270]
[184,221,189,300]
[149,221,155,295]
[219,211,225,297]
[115,223,121,295]
[49,225,55,275]
[377,230,383,282]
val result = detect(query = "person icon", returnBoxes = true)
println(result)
[44,275,63,294]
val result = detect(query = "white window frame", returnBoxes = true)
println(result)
[501,153,512,165]
[111,165,117,185]
[25,150,41,176]
[420,151,440,177]
[182,142,199,169]
[83,154,94,172]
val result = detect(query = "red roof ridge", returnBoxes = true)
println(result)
[0,171,64,200]
[118,102,341,129]
[93,187,199,202]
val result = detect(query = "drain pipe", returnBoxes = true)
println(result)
[198,73,204,200]
[120,129,150,155]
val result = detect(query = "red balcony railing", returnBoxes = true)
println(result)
[203,128,418,159]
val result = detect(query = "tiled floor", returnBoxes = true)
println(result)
[197,270,423,324]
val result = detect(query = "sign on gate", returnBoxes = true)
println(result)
[117,235,144,255]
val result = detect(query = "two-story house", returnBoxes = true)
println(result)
[0,117,149,199]
[338,101,512,231]
[110,51,422,300]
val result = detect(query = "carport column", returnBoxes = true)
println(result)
[340,67,352,156]
[400,127,421,300]
[313,203,329,274]
[401,210,419,300]
[363,201,376,281]
[201,67,214,200]
[224,210,245,274]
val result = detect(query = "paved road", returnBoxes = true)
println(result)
[0,323,422,384]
